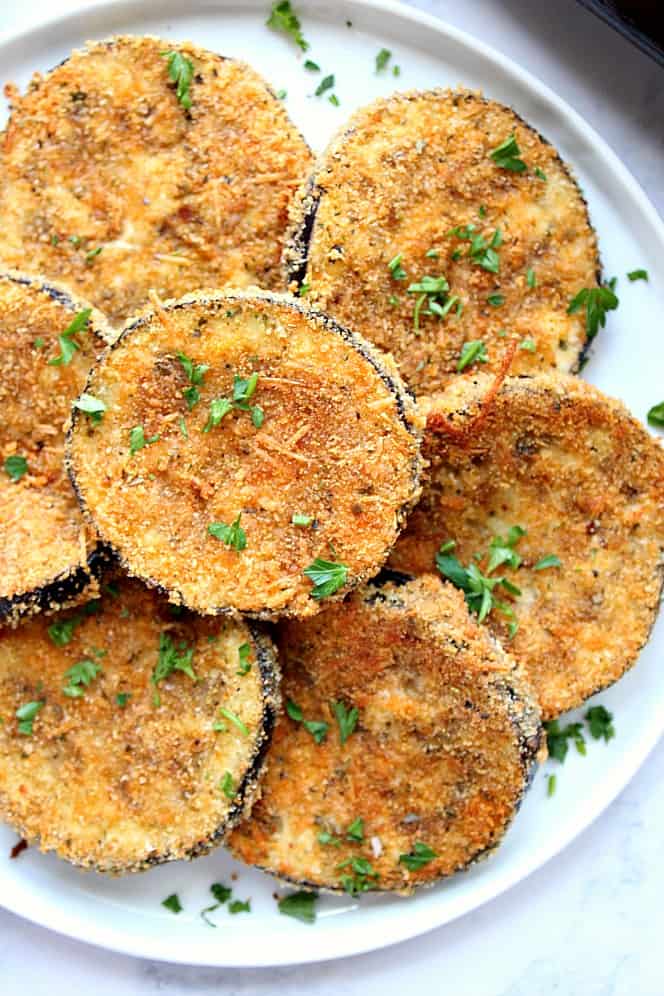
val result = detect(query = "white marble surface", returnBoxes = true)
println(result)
[0,1,662,993]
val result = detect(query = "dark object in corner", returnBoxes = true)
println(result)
[576,0,664,66]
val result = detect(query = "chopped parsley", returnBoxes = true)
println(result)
[375,48,391,72]
[388,253,407,281]
[399,842,437,871]
[567,282,619,339]
[547,773,556,797]
[16,700,44,736]
[534,166,547,181]
[304,557,348,599]
[337,856,379,895]
[85,246,103,264]
[48,615,81,646]
[228,899,251,914]
[490,133,527,172]
[534,554,562,571]
[519,338,536,352]
[487,293,504,307]
[203,373,263,429]
[203,397,233,432]
[151,632,196,705]
[328,94,340,107]
[457,340,488,373]
[315,74,335,97]
[448,224,501,273]
[585,704,615,742]
[220,771,236,799]
[236,642,252,676]
[177,351,209,409]
[435,534,522,635]
[318,830,341,846]
[33,337,45,349]
[286,699,303,721]
[73,393,106,424]
[129,425,160,455]
[407,274,460,331]
[178,416,188,438]
[647,402,664,428]
[346,817,364,842]
[162,894,182,914]
[62,659,102,698]
[266,1,309,51]
[544,719,586,762]
[48,308,91,366]
[211,882,232,904]
[526,268,537,288]
[627,269,648,282]
[116,692,131,708]
[331,700,358,744]
[393,64,401,77]
[161,50,194,110]
[278,891,317,924]
[207,514,247,551]
[292,512,313,527]
[303,719,329,744]
[304,59,320,71]
[217,706,249,737]
[275,88,287,100]
[4,455,27,481]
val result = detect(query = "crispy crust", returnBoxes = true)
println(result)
[0,35,312,326]
[284,88,601,396]
[389,373,664,718]
[0,269,114,625]
[66,290,423,618]
[229,575,543,894]
[0,577,280,873]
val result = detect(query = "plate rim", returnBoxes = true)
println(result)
[0,0,662,967]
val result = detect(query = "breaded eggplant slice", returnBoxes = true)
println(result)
[229,574,542,894]
[0,35,312,327]
[284,89,600,396]
[390,373,664,719]
[66,290,423,618]
[0,577,279,873]
[0,270,113,625]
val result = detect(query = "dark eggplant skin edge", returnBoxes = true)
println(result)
[282,87,603,374]
[0,269,115,625]
[20,624,282,875]
[65,289,424,621]
[233,577,544,896]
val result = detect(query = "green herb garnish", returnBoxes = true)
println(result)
[267,1,309,51]
[315,74,335,97]
[4,455,27,481]
[151,632,196,702]
[647,402,664,428]
[487,293,504,307]
[129,425,160,455]
[236,642,252,676]
[304,59,320,71]
[278,891,317,924]
[292,513,313,527]
[388,253,407,281]
[116,692,131,708]
[337,856,379,895]
[286,699,303,721]
[304,557,348,599]
[407,274,460,331]
[85,247,103,264]
[627,269,648,282]
[203,397,233,432]
[303,719,329,744]
[547,773,556,797]
[567,282,619,339]
[375,48,391,72]
[331,700,358,744]
[228,899,251,914]
[162,894,183,914]
[534,554,561,571]
[526,268,536,288]
[490,133,527,172]
[457,340,488,373]
[161,50,194,109]
[208,514,246,551]
[544,719,586,763]
[585,705,615,742]
[519,339,536,352]
[346,817,364,842]
[177,351,208,410]
[16,700,45,736]
[48,308,91,366]
[62,659,102,698]
[218,706,249,737]
[73,392,106,423]
[220,771,236,799]
[398,842,437,871]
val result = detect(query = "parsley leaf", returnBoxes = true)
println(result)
[286,699,303,722]
[266,1,309,51]
[219,771,236,799]
[490,133,527,172]
[487,293,504,307]
[236,642,252,676]
[62,659,102,698]
[292,513,313,527]
[177,351,208,410]
[346,817,364,842]
[585,705,615,742]
[303,719,329,744]
[116,692,131,708]
[646,402,664,428]
[534,554,561,571]
[337,856,379,895]
[161,51,194,110]
[207,514,246,551]
[278,891,317,924]
[331,700,358,744]
[388,253,407,280]
[527,268,537,288]
[457,339,489,373]
[407,274,460,331]
[4,455,27,481]
[304,59,320,71]
[567,282,619,339]
[375,48,391,72]
[203,397,233,432]
[129,425,160,455]
[398,841,437,871]
[48,309,91,366]
[544,719,586,763]
[151,632,197,701]
[547,773,556,797]
[435,531,523,632]
[16,700,45,736]
[627,269,648,282]
[217,706,249,737]
[317,830,341,846]
[304,557,348,599]
[228,899,251,914]
[315,74,335,97]
[162,894,182,914]
[210,883,232,904]
[73,393,106,424]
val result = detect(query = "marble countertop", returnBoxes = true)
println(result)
[0,2,662,994]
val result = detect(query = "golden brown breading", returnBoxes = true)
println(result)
[284,89,600,396]
[229,575,542,894]
[0,270,113,624]
[66,290,423,618]
[390,373,664,718]
[0,35,312,326]
[0,578,279,873]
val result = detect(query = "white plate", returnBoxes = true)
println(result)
[1,0,663,969]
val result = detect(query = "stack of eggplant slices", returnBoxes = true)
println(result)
[0,33,662,906]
